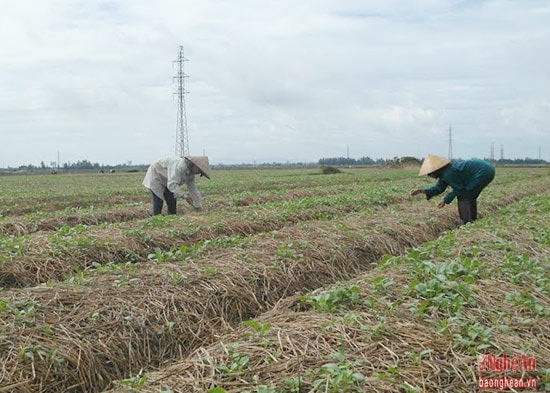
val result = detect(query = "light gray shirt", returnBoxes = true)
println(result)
[142,157,202,208]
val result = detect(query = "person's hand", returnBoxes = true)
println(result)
[410,189,424,197]
[437,200,446,208]
[184,195,203,211]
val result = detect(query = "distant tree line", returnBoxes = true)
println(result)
[61,160,101,170]
[318,156,423,166]
[7,160,147,173]
[3,156,547,173]
[318,157,382,166]
[214,161,317,169]
[318,156,548,167]
[490,158,548,165]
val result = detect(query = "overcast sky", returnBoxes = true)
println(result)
[1,0,549,166]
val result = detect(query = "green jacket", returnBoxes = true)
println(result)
[424,159,495,204]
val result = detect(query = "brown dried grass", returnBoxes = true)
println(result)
[0,185,417,289]
[0,201,459,392]
[0,207,150,237]
[0,176,548,392]
[104,194,549,393]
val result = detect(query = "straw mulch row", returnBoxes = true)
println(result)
[0,194,147,218]
[0,185,360,238]
[0,175,548,392]
[0,207,150,237]
[0,167,529,238]
[0,174,411,237]
[0,173,540,290]
[105,193,550,393]
[0,177,422,289]
[0,198,478,393]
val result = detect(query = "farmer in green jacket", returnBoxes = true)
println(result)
[410,154,495,224]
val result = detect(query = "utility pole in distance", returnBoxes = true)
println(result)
[174,46,189,158]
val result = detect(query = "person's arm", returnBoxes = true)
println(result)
[185,180,202,209]
[443,189,460,204]
[166,160,187,198]
[424,179,448,200]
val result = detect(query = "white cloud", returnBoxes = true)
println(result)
[1,0,549,167]
[500,100,550,136]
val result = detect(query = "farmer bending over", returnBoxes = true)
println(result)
[143,156,210,215]
[410,154,495,224]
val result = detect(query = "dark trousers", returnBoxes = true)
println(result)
[457,185,484,224]
[151,189,177,215]
[458,200,477,224]
[456,165,495,224]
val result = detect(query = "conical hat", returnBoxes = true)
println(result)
[418,154,450,176]
[185,156,211,179]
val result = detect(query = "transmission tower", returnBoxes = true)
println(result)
[448,125,453,160]
[174,46,189,158]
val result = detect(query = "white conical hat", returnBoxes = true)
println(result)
[418,154,450,176]
[185,156,211,179]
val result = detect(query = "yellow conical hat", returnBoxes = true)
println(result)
[418,154,450,176]
[185,156,211,179]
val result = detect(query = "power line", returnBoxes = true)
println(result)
[174,45,189,158]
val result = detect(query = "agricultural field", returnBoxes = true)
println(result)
[0,166,548,393]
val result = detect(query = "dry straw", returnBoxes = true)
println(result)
[105,192,550,393]
[0,175,548,392]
